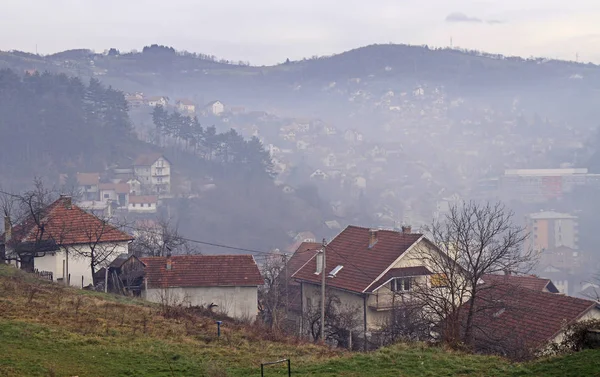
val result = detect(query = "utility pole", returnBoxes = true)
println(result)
[283,253,289,314]
[320,238,327,342]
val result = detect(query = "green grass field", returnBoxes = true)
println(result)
[1,265,599,377]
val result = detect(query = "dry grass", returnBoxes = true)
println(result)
[1,265,599,377]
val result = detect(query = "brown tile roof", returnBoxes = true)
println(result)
[368,266,433,292]
[140,255,263,288]
[76,173,100,186]
[129,195,158,204]
[286,242,322,282]
[482,274,559,293]
[1,197,133,247]
[467,285,599,354]
[134,153,166,166]
[292,226,423,293]
[99,183,130,194]
[176,99,195,106]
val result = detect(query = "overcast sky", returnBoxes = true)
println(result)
[2,0,600,65]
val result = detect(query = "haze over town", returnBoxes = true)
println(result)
[1,1,600,375]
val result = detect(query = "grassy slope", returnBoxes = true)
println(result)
[0,265,599,377]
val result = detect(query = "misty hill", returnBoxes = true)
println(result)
[0,69,334,252]
[2,43,599,123]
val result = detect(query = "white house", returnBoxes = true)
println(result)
[205,100,224,116]
[133,153,171,195]
[128,196,158,214]
[1,196,132,288]
[146,96,169,107]
[140,255,264,321]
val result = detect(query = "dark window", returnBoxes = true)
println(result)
[391,278,412,292]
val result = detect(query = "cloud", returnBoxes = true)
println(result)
[445,12,483,23]
[486,19,506,25]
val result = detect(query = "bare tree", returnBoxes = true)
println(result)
[378,293,431,345]
[257,254,287,330]
[302,288,362,348]
[64,215,132,285]
[130,216,197,257]
[412,201,535,348]
[1,179,58,270]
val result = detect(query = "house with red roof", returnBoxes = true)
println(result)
[481,273,560,293]
[175,99,196,114]
[133,153,171,195]
[462,283,600,358]
[291,225,446,338]
[1,196,133,288]
[140,255,264,320]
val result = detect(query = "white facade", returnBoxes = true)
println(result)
[134,156,171,195]
[128,200,157,214]
[143,286,258,320]
[207,101,224,115]
[34,242,129,288]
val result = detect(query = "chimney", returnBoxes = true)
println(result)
[368,229,378,249]
[60,195,72,209]
[503,269,512,276]
[401,225,412,234]
[4,216,11,243]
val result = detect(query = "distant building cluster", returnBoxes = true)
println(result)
[61,153,172,215]
[124,92,228,117]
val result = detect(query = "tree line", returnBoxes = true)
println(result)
[151,105,274,179]
[0,69,132,179]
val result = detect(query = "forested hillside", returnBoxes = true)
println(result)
[0,69,132,180]
[0,69,332,251]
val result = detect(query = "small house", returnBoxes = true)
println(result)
[128,196,158,213]
[1,196,133,288]
[205,100,224,116]
[140,255,264,320]
[176,99,196,114]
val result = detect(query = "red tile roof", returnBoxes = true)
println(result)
[176,99,195,106]
[134,153,166,166]
[466,285,599,353]
[141,255,264,288]
[286,242,322,282]
[292,226,423,293]
[482,274,559,293]
[76,172,100,186]
[1,197,133,246]
[99,183,130,194]
[129,195,158,204]
[368,266,433,292]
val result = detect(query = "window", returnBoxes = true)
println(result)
[329,265,343,277]
[132,203,136,207]
[430,273,449,288]
[104,194,109,199]
[391,277,412,292]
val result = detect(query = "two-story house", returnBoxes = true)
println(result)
[133,153,171,195]
[292,225,446,345]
